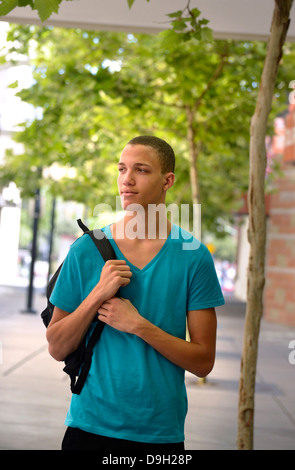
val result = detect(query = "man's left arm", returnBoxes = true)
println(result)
[98,297,217,377]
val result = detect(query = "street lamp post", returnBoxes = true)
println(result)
[22,186,40,313]
[47,196,56,285]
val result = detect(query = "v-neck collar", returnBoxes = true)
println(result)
[104,224,175,275]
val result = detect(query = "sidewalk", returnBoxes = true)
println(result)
[0,286,295,450]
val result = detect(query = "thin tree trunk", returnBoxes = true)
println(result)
[237,0,293,450]
[186,105,200,206]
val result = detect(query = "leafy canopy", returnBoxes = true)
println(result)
[0,0,75,22]
[0,11,293,234]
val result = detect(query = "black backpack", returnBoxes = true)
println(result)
[41,219,117,395]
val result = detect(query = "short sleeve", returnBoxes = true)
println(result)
[187,246,225,311]
[50,244,83,313]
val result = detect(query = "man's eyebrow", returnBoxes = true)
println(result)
[118,162,153,167]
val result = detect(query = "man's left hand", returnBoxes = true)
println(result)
[97,297,144,334]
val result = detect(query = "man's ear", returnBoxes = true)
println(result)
[163,172,175,191]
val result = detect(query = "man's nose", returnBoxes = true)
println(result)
[123,170,135,186]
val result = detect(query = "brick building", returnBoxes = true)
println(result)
[264,103,295,326]
[235,104,295,326]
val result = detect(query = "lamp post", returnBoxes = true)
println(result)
[22,186,41,313]
[47,195,56,285]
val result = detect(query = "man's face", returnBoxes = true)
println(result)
[117,144,168,211]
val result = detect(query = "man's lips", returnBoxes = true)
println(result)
[121,191,138,196]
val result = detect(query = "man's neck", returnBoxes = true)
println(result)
[114,208,172,241]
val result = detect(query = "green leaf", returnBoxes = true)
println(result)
[167,10,183,18]
[127,0,136,8]
[199,18,210,26]
[18,0,33,6]
[189,8,201,18]
[34,0,61,21]
[0,0,18,16]
[172,19,187,32]
[201,27,213,43]
[8,79,18,88]
[128,0,150,8]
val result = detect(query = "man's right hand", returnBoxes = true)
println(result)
[47,260,132,361]
[97,260,132,301]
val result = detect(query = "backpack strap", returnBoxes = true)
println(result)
[70,220,118,395]
[77,218,117,261]
[70,320,105,394]
[87,228,117,262]
[77,218,90,233]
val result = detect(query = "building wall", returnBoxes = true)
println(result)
[235,106,295,326]
[264,105,295,326]
[264,170,295,325]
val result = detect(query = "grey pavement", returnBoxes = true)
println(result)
[0,285,295,450]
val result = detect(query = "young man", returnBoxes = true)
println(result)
[47,136,224,451]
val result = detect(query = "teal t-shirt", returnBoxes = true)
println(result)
[50,224,224,443]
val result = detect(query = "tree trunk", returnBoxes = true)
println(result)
[186,105,200,205]
[237,0,293,450]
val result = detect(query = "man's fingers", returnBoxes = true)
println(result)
[105,259,127,266]
[105,260,132,277]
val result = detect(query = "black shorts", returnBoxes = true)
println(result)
[62,427,185,452]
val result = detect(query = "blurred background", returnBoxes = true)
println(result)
[0,17,294,322]
[0,1,295,450]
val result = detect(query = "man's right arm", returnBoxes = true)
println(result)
[46,260,132,361]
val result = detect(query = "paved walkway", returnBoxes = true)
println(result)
[0,286,294,450]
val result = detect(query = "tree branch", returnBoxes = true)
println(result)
[194,53,228,112]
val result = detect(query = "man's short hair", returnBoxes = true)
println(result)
[127,135,175,174]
